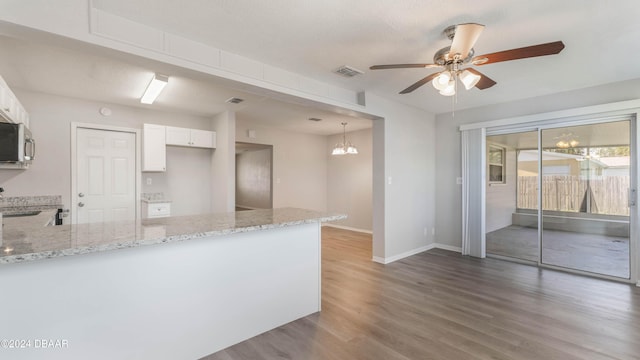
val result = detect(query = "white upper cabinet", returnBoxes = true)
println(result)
[0,75,29,127]
[190,129,216,148]
[165,126,191,146]
[143,124,167,172]
[166,126,216,148]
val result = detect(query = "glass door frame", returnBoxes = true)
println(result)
[486,114,638,284]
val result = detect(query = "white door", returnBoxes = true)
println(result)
[75,128,137,224]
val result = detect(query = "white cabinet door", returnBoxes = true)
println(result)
[166,126,216,148]
[143,202,171,218]
[190,129,215,148]
[0,75,29,125]
[165,126,191,146]
[143,124,166,172]
[0,84,17,123]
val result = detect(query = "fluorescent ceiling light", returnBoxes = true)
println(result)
[140,73,168,104]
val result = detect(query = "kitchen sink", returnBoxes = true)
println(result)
[3,210,42,218]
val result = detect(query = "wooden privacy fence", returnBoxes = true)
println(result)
[518,176,630,216]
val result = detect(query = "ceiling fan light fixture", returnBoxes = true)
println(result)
[439,81,456,96]
[437,71,451,85]
[432,77,445,91]
[460,69,481,90]
[432,71,451,91]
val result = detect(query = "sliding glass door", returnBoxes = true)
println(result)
[486,131,539,262]
[540,121,631,278]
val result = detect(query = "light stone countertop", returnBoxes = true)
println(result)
[141,199,172,204]
[0,208,346,265]
[140,192,171,203]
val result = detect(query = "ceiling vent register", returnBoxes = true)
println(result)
[226,97,244,104]
[334,66,364,78]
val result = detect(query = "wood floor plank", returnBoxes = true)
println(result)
[202,227,640,360]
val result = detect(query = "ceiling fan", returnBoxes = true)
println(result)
[370,23,565,96]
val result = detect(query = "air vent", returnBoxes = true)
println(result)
[226,97,244,104]
[308,117,322,122]
[334,65,364,78]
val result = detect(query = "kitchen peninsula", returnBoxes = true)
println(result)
[0,208,344,360]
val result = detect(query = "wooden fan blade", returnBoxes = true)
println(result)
[449,23,485,59]
[370,64,441,70]
[399,72,441,94]
[465,68,497,89]
[473,41,565,65]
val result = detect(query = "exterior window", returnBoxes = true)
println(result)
[488,145,506,184]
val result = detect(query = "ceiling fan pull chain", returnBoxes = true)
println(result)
[451,91,456,118]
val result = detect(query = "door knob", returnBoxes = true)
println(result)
[78,202,85,207]
[78,192,84,197]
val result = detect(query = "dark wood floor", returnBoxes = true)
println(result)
[203,226,640,360]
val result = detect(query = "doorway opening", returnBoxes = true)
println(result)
[486,120,633,279]
[235,142,273,211]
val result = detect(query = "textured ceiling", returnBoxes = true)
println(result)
[92,0,640,114]
[0,35,372,135]
[2,1,640,135]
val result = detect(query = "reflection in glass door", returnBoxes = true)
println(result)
[540,121,631,279]
[485,131,539,262]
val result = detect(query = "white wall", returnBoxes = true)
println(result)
[435,78,640,249]
[236,117,327,212]
[211,111,236,213]
[0,2,441,267]
[366,93,437,262]
[0,89,214,217]
[485,146,517,233]
[326,128,372,232]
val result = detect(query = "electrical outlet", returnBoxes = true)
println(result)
[146,178,152,185]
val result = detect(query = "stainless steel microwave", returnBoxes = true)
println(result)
[0,122,35,164]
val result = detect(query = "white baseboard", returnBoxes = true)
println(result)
[372,245,434,264]
[372,243,463,264]
[433,243,462,253]
[322,223,372,234]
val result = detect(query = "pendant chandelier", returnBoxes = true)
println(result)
[554,133,580,148]
[331,122,358,155]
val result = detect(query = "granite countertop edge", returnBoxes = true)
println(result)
[0,210,346,265]
[140,199,173,204]
[0,204,63,215]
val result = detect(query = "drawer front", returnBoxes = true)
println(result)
[148,203,171,217]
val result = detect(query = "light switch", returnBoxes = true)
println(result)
[146,178,152,185]
[456,177,463,185]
